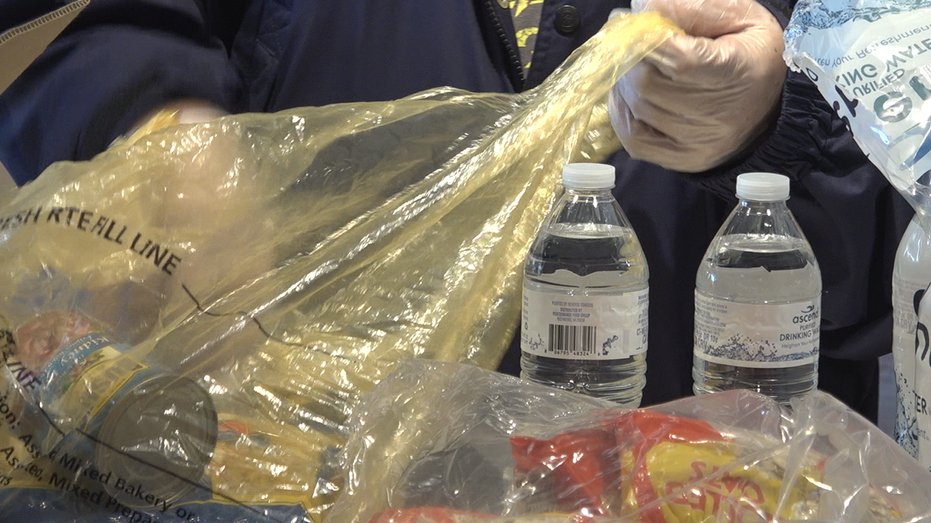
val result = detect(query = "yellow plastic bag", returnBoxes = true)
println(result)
[0,12,678,523]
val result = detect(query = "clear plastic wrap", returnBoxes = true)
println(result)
[0,12,678,523]
[784,0,931,209]
[332,360,931,523]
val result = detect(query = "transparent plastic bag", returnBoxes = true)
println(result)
[332,360,931,523]
[784,0,931,212]
[0,12,678,523]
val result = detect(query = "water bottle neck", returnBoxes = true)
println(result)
[737,198,789,213]
[724,197,804,239]
[563,186,614,199]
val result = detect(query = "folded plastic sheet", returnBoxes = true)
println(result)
[0,12,678,523]
[331,360,931,523]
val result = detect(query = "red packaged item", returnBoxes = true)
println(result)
[329,362,927,523]
[511,409,823,522]
[511,426,619,515]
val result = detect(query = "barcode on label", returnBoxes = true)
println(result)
[548,324,596,356]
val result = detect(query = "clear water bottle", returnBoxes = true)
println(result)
[692,172,821,405]
[892,213,931,459]
[520,162,649,407]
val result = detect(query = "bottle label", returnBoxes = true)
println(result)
[892,269,926,458]
[36,332,151,423]
[693,292,820,367]
[913,284,931,471]
[893,270,927,333]
[521,287,648,359]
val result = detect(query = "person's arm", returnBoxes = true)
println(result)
[0,0,244,186]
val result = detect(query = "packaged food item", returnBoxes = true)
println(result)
[6,310,217,507]
[328,361,931,523]
[204,397,344,517]
[511,410,821,521]
[368,507,497,523]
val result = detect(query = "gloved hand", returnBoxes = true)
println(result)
[608,0,786,172]
[101,99,276,321]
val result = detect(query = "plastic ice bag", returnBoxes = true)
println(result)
[330,360,931,523]
[0,11,678,523]
[784,0,931,209]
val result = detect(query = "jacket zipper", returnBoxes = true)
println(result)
[481,0,526,91]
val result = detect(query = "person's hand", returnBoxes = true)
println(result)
[111,99,228,150]
[608,0,786,172]
[105,100,275,309]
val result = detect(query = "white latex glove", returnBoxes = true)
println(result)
[106,100,275,316]
[609,0,786,172]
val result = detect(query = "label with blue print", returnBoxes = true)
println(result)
[36,332,146,418]
[694,292,820,367]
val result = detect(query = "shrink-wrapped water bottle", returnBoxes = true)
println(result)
[520,163,649,407]
[895,213,931,462]
[692,172,821,404]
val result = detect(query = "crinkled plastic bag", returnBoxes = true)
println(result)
[0,12,678,523]
[332,360,931,523]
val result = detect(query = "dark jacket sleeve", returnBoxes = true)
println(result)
[754,0,794,28]
[0,0,245,186]
[692,70,914,362]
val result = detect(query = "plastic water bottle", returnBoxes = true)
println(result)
[893,213,931,459]
[692,172,821,405]
[520,162,649,407]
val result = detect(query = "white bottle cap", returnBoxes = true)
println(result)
[735,172,790,201]
[562,163,615,189]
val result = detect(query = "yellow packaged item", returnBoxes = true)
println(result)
[328,361,927,523]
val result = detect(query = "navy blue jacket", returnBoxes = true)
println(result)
[0,0,911,419]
